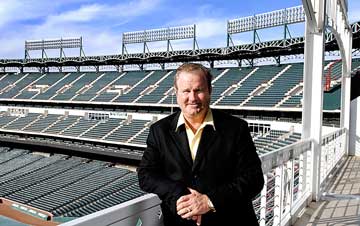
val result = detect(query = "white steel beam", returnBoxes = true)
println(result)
[325,0,352,153]
[301,0,326,202]
[301,0,317,29]
[302,0,352,200]
[340,29,352,154]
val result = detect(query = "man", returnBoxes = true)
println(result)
[138,63,264,226]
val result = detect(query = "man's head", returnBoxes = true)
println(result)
[174,63,212,121]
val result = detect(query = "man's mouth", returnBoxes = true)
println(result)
[187,104,200,107]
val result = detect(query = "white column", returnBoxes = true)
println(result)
[340,29,352,154]
[301,0,326,201]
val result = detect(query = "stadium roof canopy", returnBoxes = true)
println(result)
[0,21,359,68]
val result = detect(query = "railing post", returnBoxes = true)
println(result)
[283,160,292,215]
[320,137,327,186]
[288,159,294,210]
[298,153,305,200]
[259,175,267,226]
[273,165,283,226]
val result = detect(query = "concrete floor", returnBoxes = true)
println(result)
[294,156,360,226]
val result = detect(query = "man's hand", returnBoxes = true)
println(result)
[176,188,211,225]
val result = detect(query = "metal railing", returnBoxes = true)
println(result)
[256,138,312,226]
[320,128,347,192]
[61,128,348,226]
[254,128,347,226]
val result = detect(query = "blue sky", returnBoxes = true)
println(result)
[0,0,359,59]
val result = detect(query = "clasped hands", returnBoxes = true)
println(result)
[176,188,211,226]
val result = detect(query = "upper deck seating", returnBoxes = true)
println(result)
[16,73,64,100]
[218,65,285,106]
[136,71,174,104]
[245,64,303,107]
[113,71,162,103]
[33,73,80,100]
[51,73,99,101]
[73,72,120,101]
[93,71,145,102]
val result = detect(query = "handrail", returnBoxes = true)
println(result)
[260,138,312,174]
[321,127,346,144]
[60,194,162,226]
[320,128,347,192]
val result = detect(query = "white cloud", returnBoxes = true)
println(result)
[348,9,360,23]
[348,0,360,23]
[195,19,227,39]
[0,0,47,28]
[48,4,103,24]
[45,0,162,26]
[85,32,122,55]
[115,0,163,18]
[0,0,93,28]
[0,0,164,58]
[0,37,24,59]
[165,17,227,49]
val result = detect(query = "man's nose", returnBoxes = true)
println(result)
[189,91,197,101]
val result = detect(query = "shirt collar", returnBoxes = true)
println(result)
[176,109,216,132]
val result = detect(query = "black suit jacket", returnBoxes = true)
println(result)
[138,109,264,226]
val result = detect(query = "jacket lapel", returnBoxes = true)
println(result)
[192,125,217,172]
[169,113,193,168]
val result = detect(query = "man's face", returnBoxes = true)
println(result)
[175,70,211,121]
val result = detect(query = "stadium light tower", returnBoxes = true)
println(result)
[227,6,305,51]
[227,6,305,66]
[24,37,85,61]
[122,24,198,59]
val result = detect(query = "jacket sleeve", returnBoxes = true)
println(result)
[206,121,264,212]
[137,125,190,215]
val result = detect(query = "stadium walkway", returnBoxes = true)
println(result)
[294,156,360,226]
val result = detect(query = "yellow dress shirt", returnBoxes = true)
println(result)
[176,109,215,161]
